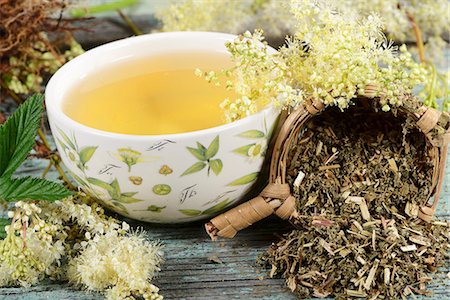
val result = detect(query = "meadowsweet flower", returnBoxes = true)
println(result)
[196,0,435,117]
[0,194,163,298]
[0,202,65,287]
[68,230,163,300]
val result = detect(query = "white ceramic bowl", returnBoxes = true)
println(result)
[45,32,279,223]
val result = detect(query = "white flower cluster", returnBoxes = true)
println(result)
[157,0,249,34]
[68,230,163,300]
[159,0,447,113]
[0,193,164,300]
[199,30,298,122]
[0,202,65,287]
[197,0,431,117]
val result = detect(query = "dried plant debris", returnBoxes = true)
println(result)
[260,103,450,299]
[0,0,83,97]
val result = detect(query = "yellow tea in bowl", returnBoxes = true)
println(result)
[63,51,235,135]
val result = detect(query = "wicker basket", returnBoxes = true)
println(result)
[205,86,450,240]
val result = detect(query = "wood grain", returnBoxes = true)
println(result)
[0,17,449,299]
[0,130,448,300]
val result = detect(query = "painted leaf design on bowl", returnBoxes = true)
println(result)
[87,177,143,204]
[227,172,259,186]
[179,198,233,217]
[181,135,223,176]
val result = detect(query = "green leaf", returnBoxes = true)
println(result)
[227,172,259,186]
[146,205,166,213]
[69,0,138,17]
[87,177,114,192]
[202,199,232,215]
[0,177,72,201]
[110,178,121,198]
[196,142,207,153]
[205,135,219,159]
[68,170,89,187]
[118,195,143,204]
[0,94,43,178]
[238,130,265,139]
[55,138,68,151]
[79,146,98,165]
[181,162,206,176]
[57,127,76,150]
[187,147,206,161]
[0,217,10,239]
[209,159,223,176]
[179,209,202,216]
[111,201,128,214]
[232,144,254,156]
[121,192,138,197]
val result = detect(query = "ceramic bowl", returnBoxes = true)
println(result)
[45,32,279,223]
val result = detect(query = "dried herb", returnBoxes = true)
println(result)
[260,102,450,299]
[0,0,83,98]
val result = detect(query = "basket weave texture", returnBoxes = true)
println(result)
[205,87,450,240]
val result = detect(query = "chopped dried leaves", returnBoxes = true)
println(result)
[260,103,450,299]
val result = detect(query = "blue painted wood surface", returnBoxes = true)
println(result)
[0,131,448,300]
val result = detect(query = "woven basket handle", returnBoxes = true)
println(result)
[205,98,324,240]
[415,106,450,221]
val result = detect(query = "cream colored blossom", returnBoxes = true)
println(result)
[0,194,163,299]
[68,230,163,300]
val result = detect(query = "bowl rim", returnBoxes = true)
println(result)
[45,31,279,141]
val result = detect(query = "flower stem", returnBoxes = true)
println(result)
[404,11,425,63]
[41,161,53,178]
[117,9,142,35]
[52,157,76,190]
[37,128,51,149]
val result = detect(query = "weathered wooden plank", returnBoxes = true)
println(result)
[1,127,449,299]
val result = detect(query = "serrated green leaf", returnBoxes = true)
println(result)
[79,146,97,165]
[179,209,202,216]
[227,172,259,186]
[209,159,223,176]
[146,205,166,213]
[57,127,76,150]
[181,162,206,176]
[0,177,72,201]
[202,199,232,215]
[87,177,114,192]
[205,135,220,159]
[238,130,265,139]
[232,144,254,156]
[0,94,43,178]
[187,147,206,161]
[0,217,10,239]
